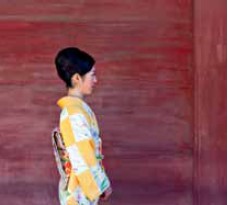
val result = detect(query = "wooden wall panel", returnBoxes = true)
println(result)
[0,1,216,205]
[194,0,226,204]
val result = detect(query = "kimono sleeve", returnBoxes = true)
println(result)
[59,109,110,201]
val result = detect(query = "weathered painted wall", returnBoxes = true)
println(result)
[194,0,226,204]
[0,1,225,205]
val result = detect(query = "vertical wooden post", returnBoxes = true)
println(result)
[194,0,226,204]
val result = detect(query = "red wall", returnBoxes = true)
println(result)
[0,1,225,205]
[194,0,226,205]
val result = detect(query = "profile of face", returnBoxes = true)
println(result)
[71,66,98,96]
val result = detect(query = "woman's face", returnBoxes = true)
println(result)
[80,66,98,95]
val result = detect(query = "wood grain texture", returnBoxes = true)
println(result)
[0,1,198,205]
[194,0,226,204]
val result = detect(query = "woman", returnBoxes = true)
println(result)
[53,47,112,205]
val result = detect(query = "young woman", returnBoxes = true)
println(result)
[53,47,112,205]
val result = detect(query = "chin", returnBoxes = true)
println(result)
[89,88,94,94]
[85,90,93,96]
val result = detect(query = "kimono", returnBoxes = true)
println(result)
[52,96,110,205]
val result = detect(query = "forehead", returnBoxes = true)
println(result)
[85,66,96,76]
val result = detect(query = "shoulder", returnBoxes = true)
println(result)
[60,105,91,125]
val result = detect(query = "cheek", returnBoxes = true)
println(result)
[88,78,93,85]
[85,79,92,89]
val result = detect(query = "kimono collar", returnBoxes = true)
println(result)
[57,96,83,109]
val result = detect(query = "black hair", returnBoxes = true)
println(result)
[54,47,95,88]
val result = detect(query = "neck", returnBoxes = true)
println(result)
[67,88,84,100]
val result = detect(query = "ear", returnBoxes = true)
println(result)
[71,73,82,87]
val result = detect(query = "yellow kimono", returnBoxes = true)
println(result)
[53,96,110,205]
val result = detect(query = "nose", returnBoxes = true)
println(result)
[94,76,98,84]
